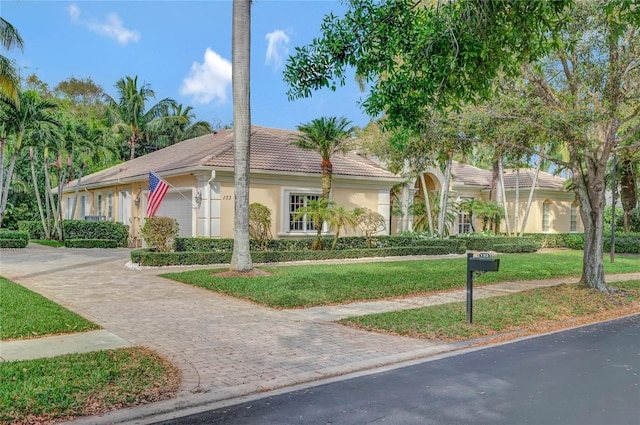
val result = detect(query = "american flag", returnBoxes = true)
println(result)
[146,172,169,218]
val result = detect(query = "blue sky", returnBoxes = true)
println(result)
[3,0,372,130]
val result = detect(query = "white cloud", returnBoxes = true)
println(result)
[180,48,232,104]
[265,29,290,70]
[68,3,140,46]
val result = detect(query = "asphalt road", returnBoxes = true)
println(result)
[155,314,640,425]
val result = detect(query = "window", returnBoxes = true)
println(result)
[458,198,473,234]
[118,191,130,224]
[65,197,73,219]
[288,193,320,233]
[542,200,551,232]
[97,193,103,217]
[570,202,578,232]
[107,192,114,221]
[79,195,88,219]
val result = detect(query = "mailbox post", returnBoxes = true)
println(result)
[466,253,500,324]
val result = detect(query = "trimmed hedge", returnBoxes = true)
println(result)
[64,239,120,248]
[17,220,47,240]
[454,236,542,252]
[17,220,129,247]
[0,230,29,248]
[492,243,539,253]
[175,235,467,253]
[131,245,466,267]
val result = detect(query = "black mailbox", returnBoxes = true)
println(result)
[468,257,500,272]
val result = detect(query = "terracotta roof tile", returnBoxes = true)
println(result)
[65,126,399,189]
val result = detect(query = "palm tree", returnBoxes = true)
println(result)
[293,197,333,250]
[157,104,213,147]
[103,75,177,160]
[0,90,59,227]
[230,0,253,272]
[327,204,357,250]
[0,18,24,105]
[294,116,354,198]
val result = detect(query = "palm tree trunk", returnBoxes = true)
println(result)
[71,164,85,219]
[230,0,253,272]
[498,157,511,235]
[514,165,520,236]
[30,147,50,239]
[419,173,434,237]
[437,155,452,238]
[519,156,542,236]
[0,145,19,228]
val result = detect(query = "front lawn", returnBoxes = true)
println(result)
[162,250,639,308]
[339,281,640,341]
[0,347,180,424]
[0,276,100,340]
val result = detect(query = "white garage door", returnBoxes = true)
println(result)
[154,190,193,237]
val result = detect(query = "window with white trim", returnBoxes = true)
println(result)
[570,202,578,232]
[97,193,103,217]
[458,198,473,234]
[65,197,73,219]
[107,192,114,221]
[289,193,320,232]
[542,200,551,232]
[79,195,88,219]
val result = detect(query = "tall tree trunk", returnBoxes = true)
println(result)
[498,157,511,235]
[619,154,637,233]
[419,173,434,237]
[0,131,23,227]
[437,155,452,238]
[514,166,520,236]
[519,156,543,236]
[230,0,253,272]
[30,147,50,239]
[71,163,86,219]
[321,160,332,198]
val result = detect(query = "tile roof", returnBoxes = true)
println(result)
[449,162,566,190]
[65,126,401,189]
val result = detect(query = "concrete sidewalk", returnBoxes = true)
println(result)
[1,244,638,425]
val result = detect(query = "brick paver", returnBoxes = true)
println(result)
[0,245,449,397]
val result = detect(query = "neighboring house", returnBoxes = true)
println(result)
[396,162,581,235]
[62,126,402,246]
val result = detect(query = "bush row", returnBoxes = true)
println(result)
[0,230,29,248]
[175,235,468,253]
[64,239,120,248]
[453,236,542,252]
[17,220,129,247]
[131,245,467,267]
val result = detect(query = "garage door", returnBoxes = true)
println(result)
[154,190,193,237]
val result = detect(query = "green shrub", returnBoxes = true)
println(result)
[0,239,28,248]
[62,220,129,247]
[0,229,29,243]
[604,233,640,254]
[141,217,179,252]
[454,236,541,252]
[17,221,48,240]
[64,239,120,248]
[17,220,128,246]
[0,230,29,248]
[174,235,466,253]
[131,246,461,267]
[492,243,539,253]
[249,203,273,250]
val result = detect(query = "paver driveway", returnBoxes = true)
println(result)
[1,245,447,399]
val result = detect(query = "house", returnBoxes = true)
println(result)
[61,126,402,246]
[395,162,581,235]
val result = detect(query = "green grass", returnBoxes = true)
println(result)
[31,239,65,247]
[0,347,180,424]
[0,277,100,340]
[162,250,640,308]
[340,281,640,341]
